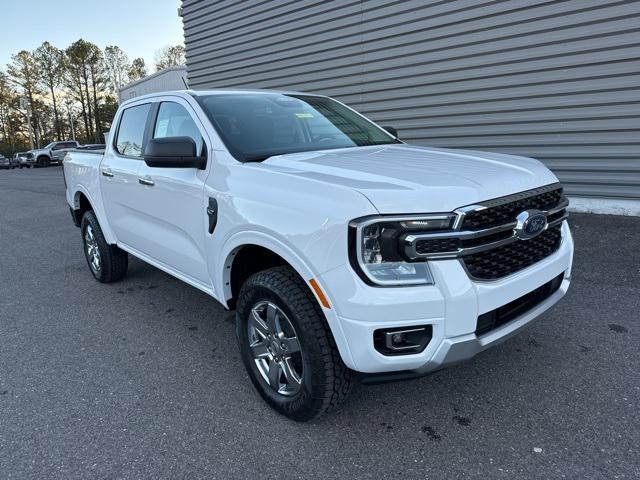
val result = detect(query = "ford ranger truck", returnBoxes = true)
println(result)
[63,90,573,421]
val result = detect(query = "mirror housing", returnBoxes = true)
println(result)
[382,126,399,138]
[143,136,206,169]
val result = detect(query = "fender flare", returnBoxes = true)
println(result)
[218,230,357,370]
[72,185,117,245]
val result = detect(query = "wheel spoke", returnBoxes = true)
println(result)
[249,309,269,338]
[268,360,282,389]
[265,303,278,332]
[280,336,300,354]
[281,357,302,387]
[250,341,270,359]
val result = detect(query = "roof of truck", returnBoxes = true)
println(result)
[120,89,325,107]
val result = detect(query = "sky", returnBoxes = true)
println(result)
[0,0,184,70]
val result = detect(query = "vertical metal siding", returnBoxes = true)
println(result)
[182,0,640,198]
[118,67,188,103]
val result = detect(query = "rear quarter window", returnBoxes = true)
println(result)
[115,103,151,157]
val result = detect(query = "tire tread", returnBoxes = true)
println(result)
[237,266,351,420]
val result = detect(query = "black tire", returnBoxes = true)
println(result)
[236,266,351,421]
[80,211,128,283]
[37,156,50,167]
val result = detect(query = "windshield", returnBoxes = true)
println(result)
[44,142,55,149]
[195,93,399,162]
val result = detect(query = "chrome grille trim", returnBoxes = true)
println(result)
[404,214,567,260]
[403,184,568,262]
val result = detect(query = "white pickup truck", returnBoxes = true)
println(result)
[64,90,573,421]
[30,140,80,167]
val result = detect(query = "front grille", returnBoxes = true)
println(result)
[462,185,563,230]
[402,183,568,280]
[463,225,562,280]
[475,273,564,336]
[415,237,461,254]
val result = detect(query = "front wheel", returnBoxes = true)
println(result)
[236,266,352,421]
[81,211,128,283]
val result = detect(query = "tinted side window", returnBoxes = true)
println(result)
[153,102,203,155]
[116,103,151,157]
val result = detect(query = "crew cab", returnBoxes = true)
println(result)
[64,90,573,421]
[30,140,79,167]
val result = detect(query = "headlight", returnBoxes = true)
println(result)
[350,214,455,286]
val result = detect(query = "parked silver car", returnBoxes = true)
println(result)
[0,154,12,169]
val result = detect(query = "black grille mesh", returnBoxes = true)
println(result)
[463,226,562,280]
[462,186,563,230]
[414,237,461,254]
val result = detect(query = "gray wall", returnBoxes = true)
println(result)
[182,0,640,198]
[119,66,188,103]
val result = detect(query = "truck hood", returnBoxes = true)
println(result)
[28,148,49,155]
[260,144,559,213]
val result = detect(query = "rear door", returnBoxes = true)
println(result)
[100,101,152,247]
[133,97,212,287]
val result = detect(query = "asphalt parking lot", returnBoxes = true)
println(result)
[0,167,638,479]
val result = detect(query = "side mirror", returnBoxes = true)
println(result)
[382,126,399,138]
[143,136,206,169]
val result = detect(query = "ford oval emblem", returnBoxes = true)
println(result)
[514,210,548,240]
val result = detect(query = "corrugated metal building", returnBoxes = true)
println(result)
[119,66,188,103]
[181,0,640,201]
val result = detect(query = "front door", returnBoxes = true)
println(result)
[133,98,211,287]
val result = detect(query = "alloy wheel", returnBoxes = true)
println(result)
[248,301,303,396]
[84,225,101,274]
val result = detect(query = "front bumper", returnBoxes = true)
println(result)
[320,221,574,374]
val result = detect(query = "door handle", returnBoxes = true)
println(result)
[101,168,114,178]
[138,176,155,186]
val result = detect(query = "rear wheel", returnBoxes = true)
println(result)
[81,211,128,283]
[236,266,351,421]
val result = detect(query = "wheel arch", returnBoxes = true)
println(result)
[220,233,314,309]
[70,186,117,244]
[219,232,356,370]
[72,191,93,226]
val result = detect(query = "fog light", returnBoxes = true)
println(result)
[373,325,432,356]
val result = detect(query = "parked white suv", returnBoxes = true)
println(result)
[63,90,573,420]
